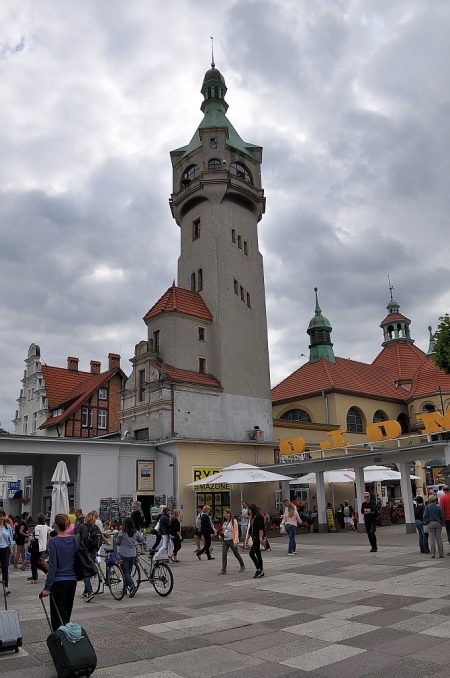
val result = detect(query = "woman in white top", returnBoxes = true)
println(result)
[281,504,302,555]
[28,512,51,584]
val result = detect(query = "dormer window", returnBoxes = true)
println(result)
[208,158,222,172]
[230,162,252,184]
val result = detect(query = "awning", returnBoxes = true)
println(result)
[424,458,445,468]
[8,490,23,500]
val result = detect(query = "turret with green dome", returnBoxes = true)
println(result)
[307,288,335,363]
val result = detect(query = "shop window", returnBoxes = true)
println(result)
[347,407,365,433]
[280,409,312,423]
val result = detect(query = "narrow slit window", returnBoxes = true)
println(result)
[197,268,203,291]
[198,327,205,341]
[247,292,251,308]
[244,241,248,255]
[231,229,236,243]
[234,279,238,294]
[240,285,244,301]
[192,218,201,241]
[199,357,206,374]
[191,272,196,292]
[238,235,242,249]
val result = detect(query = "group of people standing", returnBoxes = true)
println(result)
[414,486,450,558]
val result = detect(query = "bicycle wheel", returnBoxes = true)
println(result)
[108,564,126,600]
[89,567,102,595]
[152,561,173,597]
[131,561,142,591]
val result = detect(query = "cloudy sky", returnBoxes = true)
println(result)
[1,0,449,431]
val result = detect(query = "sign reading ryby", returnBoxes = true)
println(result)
[280,407,450,456]
[192,467,230,491]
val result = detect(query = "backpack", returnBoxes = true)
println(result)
[195,513,202,530]
[85,524,102,551]
[343,506,350,517]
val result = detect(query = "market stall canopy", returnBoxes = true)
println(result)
[290,465,420,485]
[424,458,445,468]
[188,462,291,486]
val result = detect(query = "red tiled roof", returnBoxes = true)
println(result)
[408,357,450,399]
[372,342,426,382]
[380,312,410,325]
[272,356,405,403]
[40,367,124,429]
[144,285,213,322]
[42,366,92,409]
[164,364,221,389]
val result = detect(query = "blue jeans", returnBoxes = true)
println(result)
[121,556,136,589]
[415,520,429,553]
[285,524,296,553]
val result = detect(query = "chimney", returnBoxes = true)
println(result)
[108,353,120,370]
[67,357,79,372]
[90,360,101,375]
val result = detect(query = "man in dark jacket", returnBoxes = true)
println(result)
[196,505,215,560]
[361,492,378,552]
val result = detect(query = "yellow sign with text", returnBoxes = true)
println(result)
[279,406,450,455]
[192,466,230,492]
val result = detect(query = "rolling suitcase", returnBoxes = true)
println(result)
[0,579,22,653]
[40,593,97,677]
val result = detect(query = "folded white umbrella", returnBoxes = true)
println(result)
[50,460,70,525]
[189,462,291,486]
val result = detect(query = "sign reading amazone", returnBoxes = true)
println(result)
[279,408,450,456]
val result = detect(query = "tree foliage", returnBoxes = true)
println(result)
[433,314,450,375]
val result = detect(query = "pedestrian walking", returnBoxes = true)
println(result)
[246,504,265,578]
[414,496,430,554]
[280,503,302,555]
[343,501,354,532]
[76,511,102,601]
[438,485,450,552]
[424,494,445,559]
[169,509,182,562]
[153,506,173,561]
[41,513,79,632]
[14,513,29,569]
[0,510,14,595]
[116,517,143,597]
[218,509,245,575]
[149,505,166,555]
[239,501,250,544]
[361,492,378,552]
[28,512,51,583]
[196,505,215,561]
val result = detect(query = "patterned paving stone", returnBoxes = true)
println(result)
[358,594,427,609]
[150,645,261,677]
[253,636,330,662]
[364,658,443,678]
[283,618,379,642]
[280,643,366,671]
[314,649,402,678]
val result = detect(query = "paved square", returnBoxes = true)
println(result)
[4,525,450,676]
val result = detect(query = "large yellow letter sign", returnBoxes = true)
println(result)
[366,420,402,441]
[320,428,348,450]
[279,437,305,455]
[416,408,450,434]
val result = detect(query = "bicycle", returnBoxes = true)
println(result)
[131,551,174,597]
[88,550,126,601]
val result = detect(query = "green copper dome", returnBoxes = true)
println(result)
[308,288,332,330]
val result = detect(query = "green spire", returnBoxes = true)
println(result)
[427,325,435,356]
[307,288,335,363]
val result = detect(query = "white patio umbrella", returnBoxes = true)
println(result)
[290,465,421,485]
[50,460,70,525]
[189,462,292,486]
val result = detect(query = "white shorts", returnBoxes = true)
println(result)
[344,516,353,525]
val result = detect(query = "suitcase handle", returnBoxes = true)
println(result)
[1,579,8,611]
[39,592,65,631]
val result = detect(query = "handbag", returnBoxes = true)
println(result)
[74,546,96,580]
[28,537,40,555]
[154,520,161,533]
[280,523,286,534]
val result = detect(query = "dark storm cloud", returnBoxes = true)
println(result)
[0,0,449,429]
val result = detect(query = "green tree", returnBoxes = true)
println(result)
[433,314,450,375]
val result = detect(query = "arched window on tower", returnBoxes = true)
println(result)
[373,410,388,423]
[387,324,394,340]
[421,402,436,413]
[347,407,365,433]
[208,158,222,172]
[229,162,252,184]
[181,164,201,188]
[279,409,312,424]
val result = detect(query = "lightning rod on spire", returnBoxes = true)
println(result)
[210,36,215,68]
[387,274,394,301]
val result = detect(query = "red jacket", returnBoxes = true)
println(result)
[439,493,450,520]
